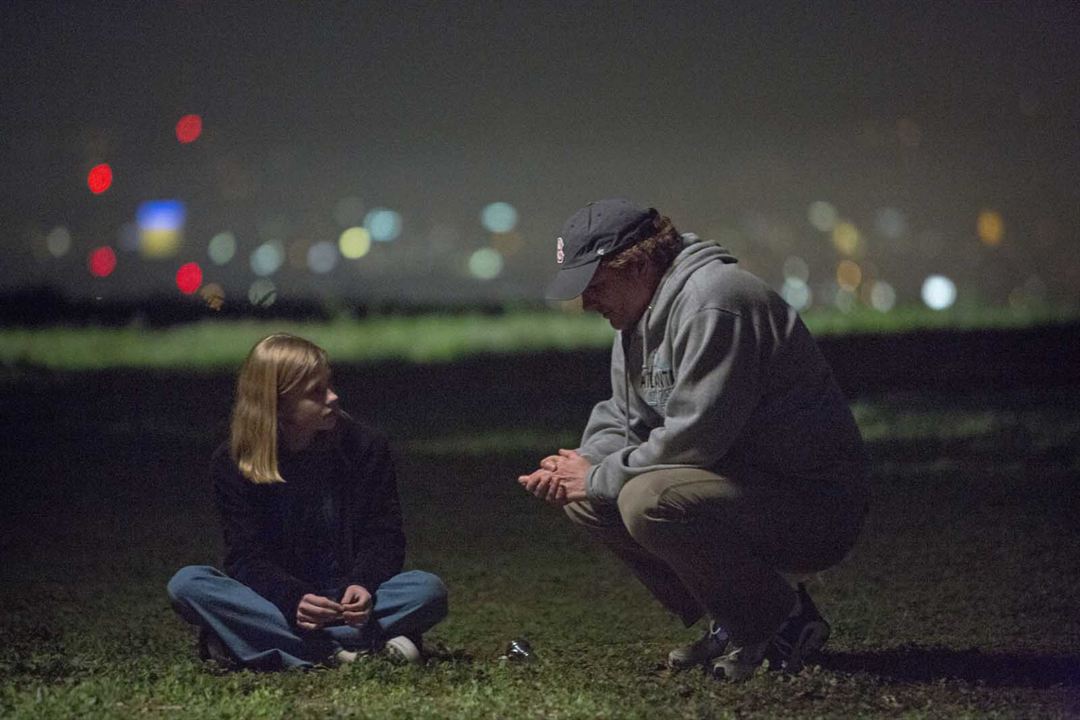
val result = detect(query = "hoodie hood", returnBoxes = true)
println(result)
[636,233,739,377]
[647,234,738,327]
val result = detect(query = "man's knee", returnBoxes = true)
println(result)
[564,499,622,531]
[617,475,665,541]
[618,469,724,543]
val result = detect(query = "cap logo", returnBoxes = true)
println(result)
[556,237,565,264]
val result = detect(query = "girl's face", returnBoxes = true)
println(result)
[279,367,339,447]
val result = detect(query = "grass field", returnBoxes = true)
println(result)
[1,348,1078,717]
[1,303,1077,369]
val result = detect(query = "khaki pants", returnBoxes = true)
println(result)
[565,465,867,645]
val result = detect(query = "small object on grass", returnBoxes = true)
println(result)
[499,637,535,662]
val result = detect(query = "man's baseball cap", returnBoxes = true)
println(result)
[545,198,660,301]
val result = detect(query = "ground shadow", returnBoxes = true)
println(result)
[820,646,1080,688]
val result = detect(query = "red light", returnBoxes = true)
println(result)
[87,164,113,194]
[89,247,117,277]
[176,114,203,144]
[176,262,203,294]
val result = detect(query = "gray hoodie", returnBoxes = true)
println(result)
[578,234,868,502]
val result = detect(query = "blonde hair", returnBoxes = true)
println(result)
[229,334,329,484]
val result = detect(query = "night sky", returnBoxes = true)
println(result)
[3,1,1079,310]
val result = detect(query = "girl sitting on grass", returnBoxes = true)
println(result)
[168,333,447,670]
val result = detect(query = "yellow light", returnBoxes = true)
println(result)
[339,227,372,259]
[831,222,860,256]
[836,260,862,291]
[977,210,1004,246]
[139,228,182,258]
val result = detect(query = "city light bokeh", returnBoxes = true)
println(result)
[364,208,402,243]
[136,200,186,259]
[208,232,237,265]
[5,4,1077,317]
[922,275,958,311]
[175,262,203,295]
[89,247,117,278]
[250,242,285,277]
[339,227,372,259]
[175,114,202,144]
[87,164,113,195]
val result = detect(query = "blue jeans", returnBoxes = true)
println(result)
[167,566,448,670]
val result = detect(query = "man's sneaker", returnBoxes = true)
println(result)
[710,638,770,682]
[766,583,831,673]
[381,635,422,665]
[667,621,730,670]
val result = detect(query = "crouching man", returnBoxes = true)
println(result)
[519,198,868,681]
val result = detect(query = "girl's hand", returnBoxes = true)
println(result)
[340,584,372,627]
[296,593,343,630]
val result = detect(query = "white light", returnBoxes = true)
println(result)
[307,241,339,274]
[365,208,402,242]
[870,281,897,312]
[46,226,72,258]
[208,231,237,265]
[921,275,957,310]
[250,241,284,276]
[781,278,812,311]
[468,248,504,280]
[807,201,838,232]
[481,202,519,233]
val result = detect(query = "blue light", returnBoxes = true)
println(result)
[364,208,402,242]
[136,200,186,231]
[481,202,518,233]
[250,242,284,276]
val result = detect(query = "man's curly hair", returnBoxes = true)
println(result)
[603,214,682,274]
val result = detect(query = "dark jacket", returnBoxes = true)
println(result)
[210,416,405,623]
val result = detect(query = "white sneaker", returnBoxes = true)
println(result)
[333,648,361,665]
[381,635,421,664]
[667,621,730,670]
[711,638,771,682]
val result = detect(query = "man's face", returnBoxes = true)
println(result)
[581,262,655,331]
